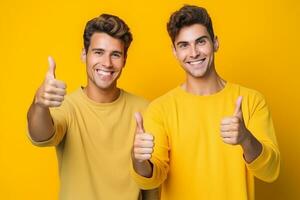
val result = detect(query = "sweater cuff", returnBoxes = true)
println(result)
[246,142,269,170]
[130,160,158,190]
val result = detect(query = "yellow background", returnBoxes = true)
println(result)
[1,0,299,199]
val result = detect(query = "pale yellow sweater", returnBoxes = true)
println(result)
[29,88,150,200]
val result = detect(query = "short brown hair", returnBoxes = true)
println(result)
[167,5,215,44]
[83,14,133,56]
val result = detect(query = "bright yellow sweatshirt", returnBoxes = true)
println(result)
[28,88,153,200]
[132,83,280,200]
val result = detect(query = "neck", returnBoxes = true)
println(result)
[183,69,226,95]
[83,84,121,103]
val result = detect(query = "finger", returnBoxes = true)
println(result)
[46,56,56,80]
[44,85,66,96]
[233,96,243,117]
[43,93,64,102]
[134,140,154,148]
[220,124,238,132]
[221,117,234,125]
[134,147,153,154]
[222,137,235,145]
[135,153,151,161]
[48,79,67,89]
[135,112,145,134]
[135,133,154,141]
[220,131,237,138]
[43,99,62,107]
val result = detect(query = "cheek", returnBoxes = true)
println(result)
[113,59,125,69]
[176,51,187,62]
[86,65,93,76]
[202,46,214,55]
[87,55,98,64]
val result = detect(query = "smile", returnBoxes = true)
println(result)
[187,58,206,65]
[95,69,114,76]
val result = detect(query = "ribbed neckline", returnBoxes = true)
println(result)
[176,82,232,100]
[78,87,125,108]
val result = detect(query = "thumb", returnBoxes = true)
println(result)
[134,112,145,134]
[233,96,243,118]
[46,56,56,80]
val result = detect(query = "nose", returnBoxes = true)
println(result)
[190,45,200,58]
[101,54,112,68]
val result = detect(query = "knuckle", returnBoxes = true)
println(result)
[234,117,240,123]
[43,99,50,107]
[48,79,54,85]
[44,85,51,93]
[134,141,140,147]
[133,148,139,154]
[43,92,49,99]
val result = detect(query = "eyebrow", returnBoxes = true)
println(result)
[91,48,123,55]
[111,50,123,55]
[91,48,104,52]
[176,35,209,46]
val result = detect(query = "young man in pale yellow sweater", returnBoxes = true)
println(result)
[27,14,157,200]
[131,5,280,200]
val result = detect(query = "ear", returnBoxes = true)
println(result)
[81,48,87,63]
[213,36,219,52]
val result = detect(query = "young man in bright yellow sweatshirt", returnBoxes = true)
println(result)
[131,5,280,200]
[27,14,158,200]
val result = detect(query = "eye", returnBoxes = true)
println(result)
[94,50,104,55]
[178,43,188,49]
[197,39,206,45]
[111,52,122,58]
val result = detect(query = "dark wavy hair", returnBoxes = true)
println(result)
[167,5,215,44]
[83,14,133,56]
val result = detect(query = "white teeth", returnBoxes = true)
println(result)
[191,60,202,65]
[189,59,205,65]
[96,69,113,76]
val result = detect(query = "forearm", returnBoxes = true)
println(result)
[241,130,263,163]
[132,159,153,178]
[27,101,55,142]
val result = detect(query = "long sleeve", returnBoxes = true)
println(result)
[131,101,170,189]
[27,101,68,147]
[245,93,280,182]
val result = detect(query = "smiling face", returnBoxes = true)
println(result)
[173,23,218,80]
[83,32,125,92]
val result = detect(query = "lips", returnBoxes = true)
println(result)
[95,69,114,76]
[187,58,206,65]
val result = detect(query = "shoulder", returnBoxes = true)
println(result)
[122,90,149,108]
[230,83,268,113]
[230,83,265,101]
[151,87,179,103]
[146,87,180,114]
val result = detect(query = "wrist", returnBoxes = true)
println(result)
[240,129,251,150]
[132,159,153,178]
[240,130,263,163]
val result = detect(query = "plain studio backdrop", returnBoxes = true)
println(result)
[0,0,299,199]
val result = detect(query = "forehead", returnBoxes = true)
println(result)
[175,24,211,43]
[89,32,124,52]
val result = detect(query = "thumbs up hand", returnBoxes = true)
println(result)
[220,96,249,145]
[133,112,154,162]
[34,56,67,108]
